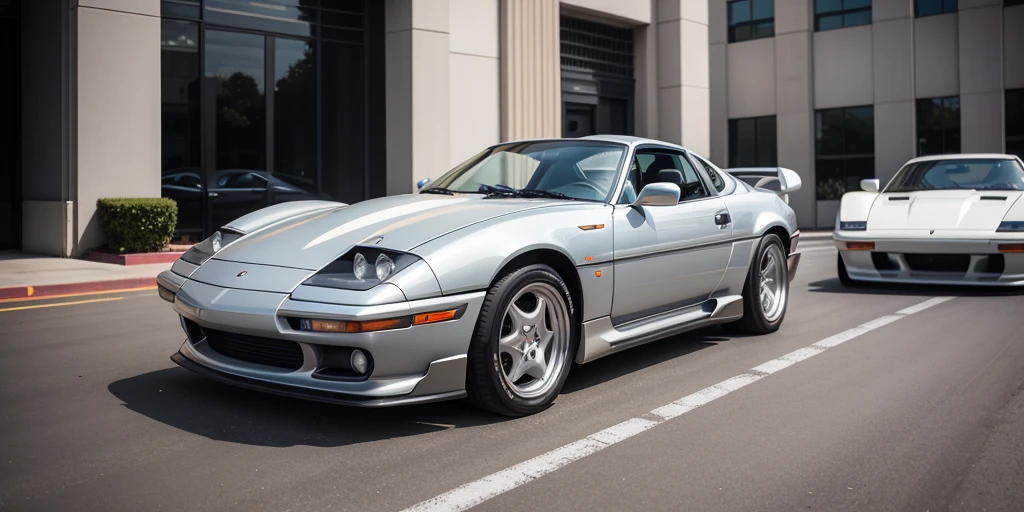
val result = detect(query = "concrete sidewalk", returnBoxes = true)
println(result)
[0,252,169,299]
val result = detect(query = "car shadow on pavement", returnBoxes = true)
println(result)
[560,328,726,394]
[808,277,1024,297]
[108,368,502,448]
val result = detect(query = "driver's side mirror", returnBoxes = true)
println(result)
[416,178,431,190]
[632,183,680,207]
[860,179,880,193]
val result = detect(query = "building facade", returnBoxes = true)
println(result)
[2,0,1022,255]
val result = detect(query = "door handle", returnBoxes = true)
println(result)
[714,212,731,226]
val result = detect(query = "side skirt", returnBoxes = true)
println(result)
[574,295,744,364]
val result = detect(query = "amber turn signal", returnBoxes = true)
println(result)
[998,243,1024,253]
[413,309,459,325]
[578,224,605,231]
[842,241,875,251]
[303,317,410,333]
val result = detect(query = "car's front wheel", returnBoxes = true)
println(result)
[466,264,577,417]
[728,234,789,334]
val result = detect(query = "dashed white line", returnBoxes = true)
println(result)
[401,296,957,512]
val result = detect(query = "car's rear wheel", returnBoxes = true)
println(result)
[728,234,789,334]
[466,264,577,417]
[837,252,854,286]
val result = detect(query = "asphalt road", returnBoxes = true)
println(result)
[2,238,1023,511]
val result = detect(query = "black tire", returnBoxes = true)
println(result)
[466,264,578,417]
[837,252,855,286]
[727,234,789,335]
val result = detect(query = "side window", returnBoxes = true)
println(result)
[627,150,710,203]
[692,154,728,193]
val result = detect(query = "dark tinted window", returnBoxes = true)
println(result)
[916,96,960,156]
[815,106,875,200]
[728,0,775,43]
[815,0,872,31]
[915,0,957,17]
[729,116,777,167]
[1007,89,1024,159]
[629,151,709,202]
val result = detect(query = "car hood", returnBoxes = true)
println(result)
[212,194,572,270]
[867,190,1024,230]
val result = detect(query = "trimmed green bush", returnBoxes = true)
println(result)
[96,198,178,254]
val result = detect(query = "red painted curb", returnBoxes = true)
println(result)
[85,251,185,266]
[0,277,158,301]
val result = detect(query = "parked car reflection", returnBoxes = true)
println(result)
[161,169,331,239]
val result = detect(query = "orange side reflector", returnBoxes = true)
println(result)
[844,241,875,251]
[584,256,593,262]
[578,224,605,231]
[413,309,459,325]
[999,243,1024,253]
[595,270,602,277]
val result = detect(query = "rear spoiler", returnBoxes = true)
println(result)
[726,167,802,203]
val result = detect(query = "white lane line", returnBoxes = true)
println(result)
[402,296,957,512]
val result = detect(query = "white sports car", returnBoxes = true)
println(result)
[834,154,1024,286]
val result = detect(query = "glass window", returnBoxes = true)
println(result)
[1006,0,1024,7]
[887,159,1024,192]
[728,0,775,43]
[321,41,366,204]
[916,96,960,156]
[1007,89,1024,160]
[160,20,202,240]
[729,116,777,167]
[815,0,872,31]
[430,141,627,202]
[915,0,958,17]
[815,106,875,200]
[274,38,317,188]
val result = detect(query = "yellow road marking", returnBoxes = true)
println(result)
[0,286,156,304]
[0,297,124,313]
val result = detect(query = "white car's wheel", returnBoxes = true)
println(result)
[466,264,577,417]
[837,252,855,286]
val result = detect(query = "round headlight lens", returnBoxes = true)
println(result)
[375,253,395,281]
[211,231,222,252]
[350,349,369,375]
[352,252,368,280]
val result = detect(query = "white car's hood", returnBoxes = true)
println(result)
[867,190,1023,230]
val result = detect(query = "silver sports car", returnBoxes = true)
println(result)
[158,136,802,416]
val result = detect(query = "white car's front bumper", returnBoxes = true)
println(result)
[833,230,1024,286]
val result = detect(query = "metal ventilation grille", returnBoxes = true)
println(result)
[560,16,634,79]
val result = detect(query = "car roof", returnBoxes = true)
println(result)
[496,135,690,152]
[906,153,1019,164]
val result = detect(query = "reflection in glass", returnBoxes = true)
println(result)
[321,41,366,204]
[160,20,202,239]
[274,38,317,188]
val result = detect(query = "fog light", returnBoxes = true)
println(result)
[350,349,369,374]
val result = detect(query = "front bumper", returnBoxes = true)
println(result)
[160,270,485,407]
[833,231,1024,286]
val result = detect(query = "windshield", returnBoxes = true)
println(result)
[886,158,1024,192]
[426,141,627,201]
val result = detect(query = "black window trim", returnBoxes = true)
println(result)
[727,0,776,44]
[814,0,873,32]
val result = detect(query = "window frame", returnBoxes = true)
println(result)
[915,96,961,157]
[619,146,720,204]
[814,0,873,32]
[727,0,776,43]
[914,0,958,18]
[814,105,876,201]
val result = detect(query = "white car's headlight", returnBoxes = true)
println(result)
[839,221,867,231]
[181,229,243,265]
[997,221,1024,232]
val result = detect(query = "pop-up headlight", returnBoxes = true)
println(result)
[181,229,244,265]
[303,247,420,291]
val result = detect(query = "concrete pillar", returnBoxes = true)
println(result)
[872,1,914,188]
[656,0,710,156]
[774,0,816,229]
[385,0,451,194]
[448,0,500,166]
[72,0,162,255]
[500,0,560,141]
[958,4,1004,153]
